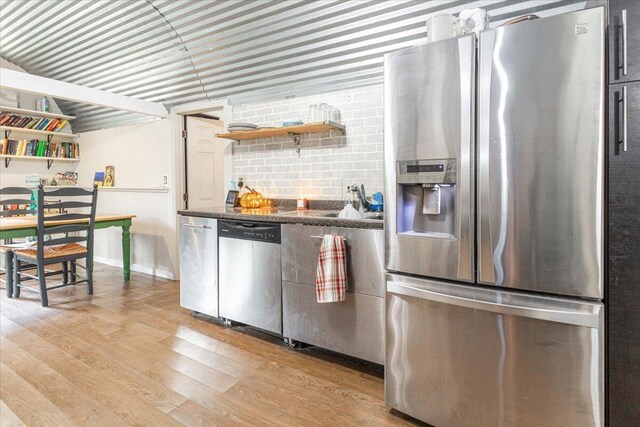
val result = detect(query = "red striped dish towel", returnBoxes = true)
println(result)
[315,235,347,303]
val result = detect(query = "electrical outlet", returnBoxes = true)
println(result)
[162,174,168,187]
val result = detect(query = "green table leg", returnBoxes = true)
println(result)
[122,225,131,281]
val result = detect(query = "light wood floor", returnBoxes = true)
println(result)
[0,264,420,426]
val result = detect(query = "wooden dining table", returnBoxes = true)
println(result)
[0,214,136,281]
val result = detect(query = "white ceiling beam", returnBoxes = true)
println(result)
[0,67,168,118]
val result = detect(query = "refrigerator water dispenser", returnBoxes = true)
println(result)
[396,159,456,238]
[422,184,442,215]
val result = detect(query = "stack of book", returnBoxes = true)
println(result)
[0,112,69,132]
[0,139,79,158]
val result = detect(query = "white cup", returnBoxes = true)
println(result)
[426,13,458,43]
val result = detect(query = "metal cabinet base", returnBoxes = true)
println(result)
[282,224,385,298]
[283,281,384,364]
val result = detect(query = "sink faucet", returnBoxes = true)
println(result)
[349,184,370,212]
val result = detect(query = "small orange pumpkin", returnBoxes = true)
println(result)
[239,187,267,208]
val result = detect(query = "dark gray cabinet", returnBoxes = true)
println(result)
[608,81,640,426]
[609,0,640,83]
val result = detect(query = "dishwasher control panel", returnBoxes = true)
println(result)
[218,220,281,244]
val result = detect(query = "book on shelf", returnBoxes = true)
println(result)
[0,138,79,159]
[46,119,59,131]
[0,111,71,133]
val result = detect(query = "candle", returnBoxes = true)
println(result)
[297,196,308,210]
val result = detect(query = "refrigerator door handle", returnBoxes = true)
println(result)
[387,280,601,328]
[623,86,628,152]
[622,9,628,76]
[476,30,497,285]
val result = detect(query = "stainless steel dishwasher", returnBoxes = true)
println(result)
[179,216,218,317]
[218,220,282,335]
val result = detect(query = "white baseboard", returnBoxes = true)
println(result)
[93,256,177,280]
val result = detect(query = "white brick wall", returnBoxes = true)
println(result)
[231,85,383,200]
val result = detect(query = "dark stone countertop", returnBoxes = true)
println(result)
[177,206,384,230]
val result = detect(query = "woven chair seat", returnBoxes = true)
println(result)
[0,242,36,252]
[14,243,87,260]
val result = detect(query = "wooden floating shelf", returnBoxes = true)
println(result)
[216,121,346,141]
[0,105,76,120]
[0,125,78,139]
[1,154,80,169]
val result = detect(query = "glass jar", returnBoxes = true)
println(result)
[308,104,319,123]
[318,103,328,122]
[329,107,341,123]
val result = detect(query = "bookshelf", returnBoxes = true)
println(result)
[1,105,79,140]
[0,106,76,121]
[1,106,80,168]
[0,154,80,169]
[1,125,78,140]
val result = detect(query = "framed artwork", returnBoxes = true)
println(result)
[225,190,240,207]
[104,165,115,187]
[93,172,105,187]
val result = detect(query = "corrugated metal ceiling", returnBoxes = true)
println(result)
[0,0,586,132]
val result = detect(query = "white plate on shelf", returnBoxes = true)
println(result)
[228,122,257,129]
[228,127,256,132]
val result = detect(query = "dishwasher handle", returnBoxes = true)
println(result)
[387,280,602,328]
[182,223,213,229]
[219,220,279,231]
[218,220,281,243]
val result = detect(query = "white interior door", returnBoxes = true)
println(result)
[186,116,226,209]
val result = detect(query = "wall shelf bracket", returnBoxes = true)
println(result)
[4,157,11,168]
[47,160,54,169]
[288,132,302,156]
[4,129,10,139]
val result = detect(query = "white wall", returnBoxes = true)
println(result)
[231,85,383,200]
[76,118,180,279]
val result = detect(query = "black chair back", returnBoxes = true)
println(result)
[0,187,36,217]
[35,185,98,259]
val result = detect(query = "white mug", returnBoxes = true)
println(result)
[426,13,458,43]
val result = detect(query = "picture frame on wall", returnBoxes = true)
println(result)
[93,171,105,187]
[104,165,115,187]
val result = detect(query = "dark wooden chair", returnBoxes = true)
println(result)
[13,185,98,307]
[0,187,37,298]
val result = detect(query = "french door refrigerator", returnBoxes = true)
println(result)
[384,8,605,427]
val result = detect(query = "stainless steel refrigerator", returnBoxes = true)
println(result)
[384,8,605,427]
